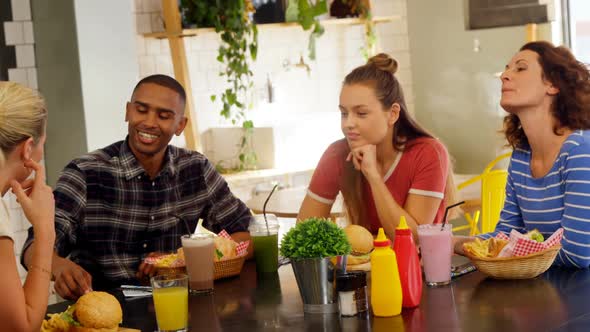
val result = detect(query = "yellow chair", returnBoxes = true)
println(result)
[453,153,511,235]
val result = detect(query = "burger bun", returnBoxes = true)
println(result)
[73,291,122,331]
[346,261,371,271]
[344,225,374,255]
[346,253,370,265]
[343,225,374,271]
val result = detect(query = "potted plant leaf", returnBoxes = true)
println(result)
[180,0,259,172]
[280,217,351,313]
[285,0,328,60]
[329,0,377,60]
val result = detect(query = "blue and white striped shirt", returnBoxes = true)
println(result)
[481,130,590,268]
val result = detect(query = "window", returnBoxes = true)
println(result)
[566,0,590,63]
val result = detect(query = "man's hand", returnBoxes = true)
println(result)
[136,252,163,280]
[53,259,93,300]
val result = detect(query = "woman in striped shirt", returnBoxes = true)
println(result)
[456,41,590,268]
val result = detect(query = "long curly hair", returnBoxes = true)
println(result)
[503,41,590,148]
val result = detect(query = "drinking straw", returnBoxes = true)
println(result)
[173,213,192,236]
[441,201,465,231]
[262,183,279,235]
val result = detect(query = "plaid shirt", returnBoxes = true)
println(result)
[22,139,251,287]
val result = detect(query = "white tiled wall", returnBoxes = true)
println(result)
[4,0,37,89]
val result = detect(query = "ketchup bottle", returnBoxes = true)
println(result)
[393,216,422,308]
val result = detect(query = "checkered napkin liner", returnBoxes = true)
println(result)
[218,229,250,257]
[496,228,563,258]
[144,230,249,267]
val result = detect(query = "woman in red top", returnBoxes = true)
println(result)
[298,53,455,240]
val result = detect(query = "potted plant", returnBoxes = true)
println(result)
[329,0,376,59]
[286,0,376,61]
[180,0,259,171]
[285,0,328,60]
[280,217,351,313]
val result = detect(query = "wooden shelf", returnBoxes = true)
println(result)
[143,15,400,39]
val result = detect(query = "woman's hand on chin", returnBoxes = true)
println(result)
[347,144,381,181]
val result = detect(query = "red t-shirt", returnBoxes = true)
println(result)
[308,137,449,233]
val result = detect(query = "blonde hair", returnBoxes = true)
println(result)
[341,53,457,227]
[0,82,47,167]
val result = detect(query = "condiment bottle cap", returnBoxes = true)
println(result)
[374,228,390,247]
[397,216,409,229]
[396,216,411,235]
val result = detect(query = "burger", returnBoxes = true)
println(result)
[343,225,374,271]
[60,291,123,331]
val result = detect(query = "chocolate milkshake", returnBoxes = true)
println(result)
[181,234,215,293]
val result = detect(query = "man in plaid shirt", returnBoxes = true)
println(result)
[22,75,252,299]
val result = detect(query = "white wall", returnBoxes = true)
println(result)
[74,0,139,151]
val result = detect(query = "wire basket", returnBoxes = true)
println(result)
[465,245,561,279]
[214,255,247,280]
[156,255,247,280]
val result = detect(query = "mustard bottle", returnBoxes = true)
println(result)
[370,228,402,317]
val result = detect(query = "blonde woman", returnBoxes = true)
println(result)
[298,53,455,240]
[0,82,55,331]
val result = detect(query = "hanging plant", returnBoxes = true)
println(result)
[285,0,328,60]
[331,0,376,60]
[180,0,259,171]
[361,6,377,61]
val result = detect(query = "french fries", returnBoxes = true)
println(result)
[463,238,509,258]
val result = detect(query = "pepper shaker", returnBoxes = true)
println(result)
[336,271,368,316]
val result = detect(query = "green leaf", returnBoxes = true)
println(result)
[215,249,224,260]
[61,305,80,326]
[311,0,328,17]
[285,0,299,22]
[298,0,314,30]
[179,0,261,171]
[242,120,254,129]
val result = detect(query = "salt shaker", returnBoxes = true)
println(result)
[336,271,368,316]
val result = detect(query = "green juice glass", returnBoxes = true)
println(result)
[250,215,280,273]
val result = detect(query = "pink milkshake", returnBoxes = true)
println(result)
[417,224,452,286]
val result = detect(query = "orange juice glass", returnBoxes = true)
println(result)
[151,274,189,331]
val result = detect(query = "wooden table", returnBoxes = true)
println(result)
[48,262,590,331]
[246,186,344,219]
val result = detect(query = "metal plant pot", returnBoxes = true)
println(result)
[290,257,338,314]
